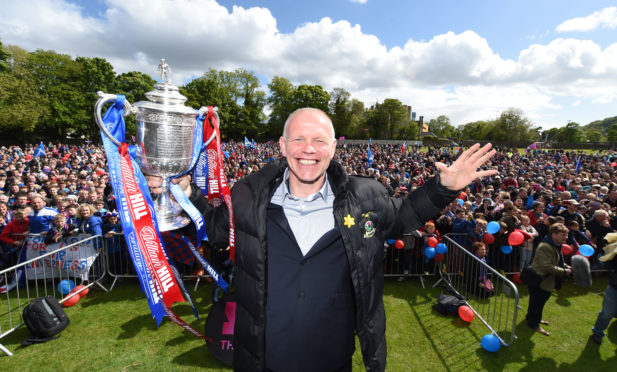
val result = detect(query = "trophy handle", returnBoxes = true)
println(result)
[94,91,133,147]
[199,106,219,146]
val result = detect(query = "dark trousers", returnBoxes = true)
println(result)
[526,285,551,327]
[266,358,351,372]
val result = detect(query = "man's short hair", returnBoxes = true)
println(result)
[549,223,569,235]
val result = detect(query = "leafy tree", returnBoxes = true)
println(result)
[381,99,411,139]
[292,84,330,113]
[348,99,366,139]
[460,120,492,140]
[26,49,88,140]
[488,108,535,142]
[329,88,352,137]
[364,106,389,139]
[115,71,156,103]
[267,76,295,138]
[0,45,49,140]
[0,41,10,72]
[428,115,456,138]
[559,122,584,143]
[607,123,617,142]
[364,99,411,139]
[181,68,265,139]
[75,57,118,139]
[181,69,240,139]
[235,69,266,139]
[583,128,603,143]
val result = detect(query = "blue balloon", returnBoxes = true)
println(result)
[424,247,436,259]
[436,243,448,254]
[579,244,594,257]
[57,279,75,295]
[457,198,464,206]
[386,239,396,245]
[481,334,501,352]
[501,245,513,254]
[486,221,500,234]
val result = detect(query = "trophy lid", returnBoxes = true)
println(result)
[133,59,197,115]
[145,83,188,105]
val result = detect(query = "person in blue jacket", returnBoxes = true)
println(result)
[77,203,102,236]
[28,195,58,234]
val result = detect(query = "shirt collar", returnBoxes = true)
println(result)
[282,168,332,202]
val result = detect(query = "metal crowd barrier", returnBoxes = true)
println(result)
[0,234,107,357]
[434,234,520,347]
[448,233,607,276]
[383,233,439,287]
[103,232,207,291]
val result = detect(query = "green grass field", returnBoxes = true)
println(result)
[1,276,615,371]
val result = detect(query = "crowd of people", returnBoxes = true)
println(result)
[2,140,617,272]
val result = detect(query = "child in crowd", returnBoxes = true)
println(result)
[453,208,477,249]
[519,215,538,269]
[44,213,73,245]
[66,203,80,228]
[103,212,124,273]
[470,218,487,245]
[565,220,595,251]
[94,198,107,217]
[471,241,495,298]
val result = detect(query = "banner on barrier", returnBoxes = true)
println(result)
[24,234,99,281]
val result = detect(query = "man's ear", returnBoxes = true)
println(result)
[279,136,286,157]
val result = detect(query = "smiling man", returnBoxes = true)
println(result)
[152,107,496,371]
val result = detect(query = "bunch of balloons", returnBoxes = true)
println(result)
[62,284,89,307]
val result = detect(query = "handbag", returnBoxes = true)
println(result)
[483,278,494,291]
[520,266,543,287]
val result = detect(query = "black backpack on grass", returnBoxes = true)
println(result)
[435,292,466,316]
[22,296,70,346]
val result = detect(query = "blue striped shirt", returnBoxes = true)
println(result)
[270,169,335,256]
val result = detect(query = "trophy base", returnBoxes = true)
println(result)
[155,211,191,232]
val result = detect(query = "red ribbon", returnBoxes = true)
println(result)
[203,108,236,261]
[117,143,183,308]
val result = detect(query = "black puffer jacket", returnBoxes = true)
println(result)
[197,159,458,371]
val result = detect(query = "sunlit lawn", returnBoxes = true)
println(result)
[1,275,616,371]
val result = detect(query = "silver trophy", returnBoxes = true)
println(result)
[94,59,217,231]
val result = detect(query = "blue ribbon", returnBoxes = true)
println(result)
[100,96,167,325]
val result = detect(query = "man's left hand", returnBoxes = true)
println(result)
[436,143,497,191]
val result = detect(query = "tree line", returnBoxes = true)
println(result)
[1,41,615,144]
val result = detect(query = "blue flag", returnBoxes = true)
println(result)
[33,142,45,157]
[575,156,583,173]
[244,136,251,147]
[252,138,256,149]
[367,143,374,168]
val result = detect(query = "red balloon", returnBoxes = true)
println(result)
[508,231,524,246]
[612,162,617,167]
[458,192,467,201]
[483,233,495,245]
[394,240,404,250]
[458,305,474,323]
[71,285,89,298]
[63,293,80,307]
[512,272,522,284]
[434,253,445,262]
[427,237,438,248]
[561,244,573,255]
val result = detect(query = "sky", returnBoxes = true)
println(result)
[1,0,616,130]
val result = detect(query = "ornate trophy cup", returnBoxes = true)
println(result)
[94,59,216,231]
